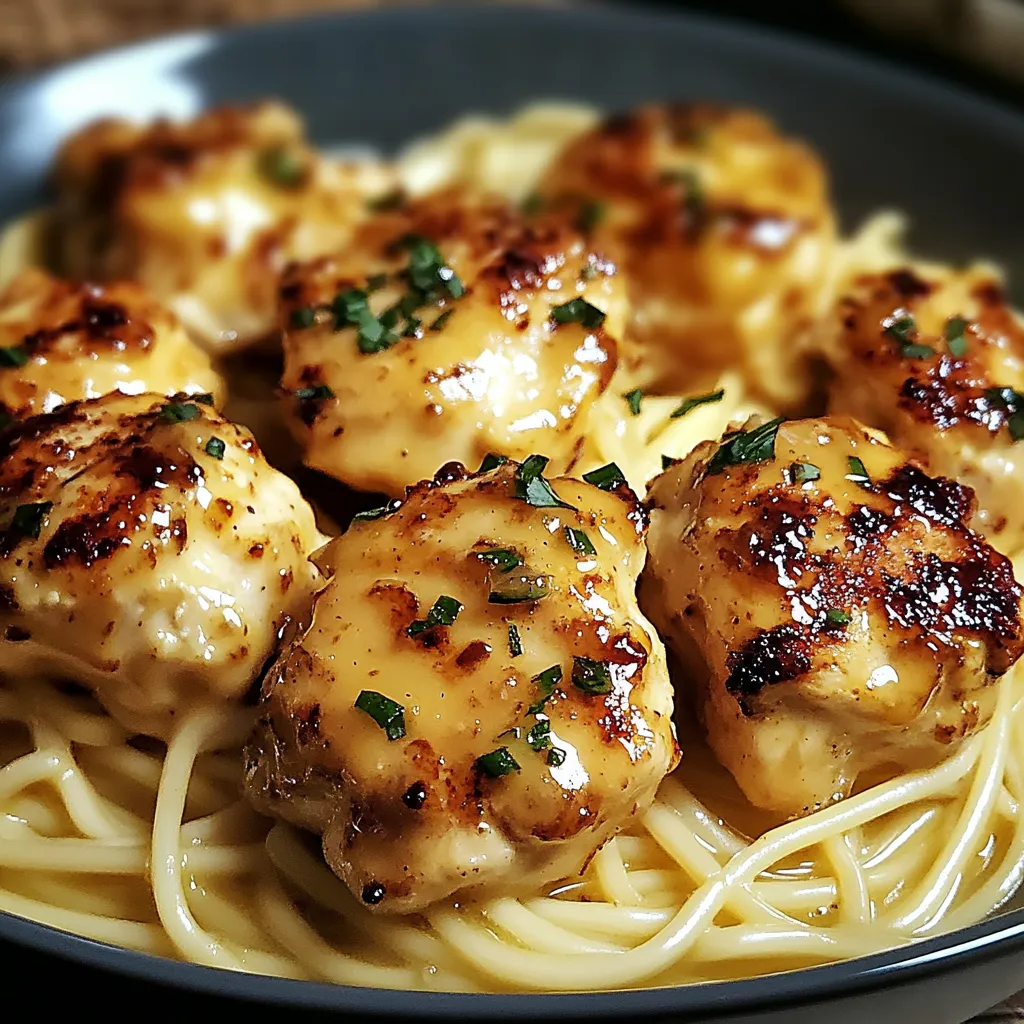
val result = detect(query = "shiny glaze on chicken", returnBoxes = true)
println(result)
[278,190,626,496]
[0,268,221,420]
[0,391,322,737]
[244,458,677,912]
[823,265,1024,548]
[51,102,393,352]
[540,104,836,408]
[641,416,1023,817]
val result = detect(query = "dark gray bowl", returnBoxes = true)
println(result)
[2,3,1024,1021]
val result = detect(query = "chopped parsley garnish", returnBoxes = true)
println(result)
[572,656,613,696]
[478,453,508,473]
[258,146,304,188]
[582,462,627,491]
[430,310,455,331]
[846,456,872,489]
[9,501,52,540]
[564,527,596,558]
[290,307,317,329]
[671,388,725,419]
[526,718,552,752]
[705,418,785,476]
[884,315,916,344]
[366,273,389,292]
[352,499,402,523]
[900,342,935,359]
[577,199,605,234]
[824,609,852,627]
[945,317,968,358]
[476,548,523,572]
[204,437,226,460]
[160,401,202,423]
[508,624,523,658]
[354,690,406,740]
[547,747,567,767]
[514,454,576,510]
[984,387,1024,442]
[400,235,465,300]
[624,388,644,416]
[0,347,27,368]
[488,571,552,605]
[333,287,400,354]
[294,384,334,402]
[407,595,464,637]
[527,665,563,715]
[550,298,606,330]
[475,747,520,778]
[193,393,215,406]
[790,461,820,484]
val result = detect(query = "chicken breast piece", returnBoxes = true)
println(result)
[244,456,677,913]
[822,265,1024,549]
[0,268,222,421]
[51,101,394,353]
[278,190,626,496]
[641,416,1023,817]
[539,104,836,408]
[0,391,322,737]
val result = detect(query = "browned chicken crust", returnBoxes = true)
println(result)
[642,416,1024,817]
[245,457,677,912]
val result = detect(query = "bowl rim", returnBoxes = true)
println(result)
[2,0,1024,1015]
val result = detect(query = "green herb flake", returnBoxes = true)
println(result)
[0,346,27,368]
[367,189,405,212]
[352,499,402,523]
[550,298,606,330]
[430,310,455,332]
[624,388,643,416]
[475,746,521,778]
[563,527,596,558]
[705,417,785,476]
[900,342,935,359]
[824,609,853,627]
[572,656,613,696]
[478,453,508,473]
[514,454,576,510]
[945,317,969,358]
[193,393,215,406]
[407,595,464,637]
[526,719,552,752]
[547,747,567,767]
[258,146,305,188]
[508,624,523,658]
[354,690,406,740]
[884,315,916,344]
[577,199,605,234]
[488,571,552,605]
[366,273,389,292]
[987,388,1024,442]
[671,388,725,419]
[476,548,523,573]
[294,384,334,402]
[290,306,317,329]
[9,501,52,540]
[204,437,226,460]
[527,664,563,714]
[790,462,820,484]
[846,456,872,490]
[160,401,202,423]
[400,235,464,300]
[582,462,628,492]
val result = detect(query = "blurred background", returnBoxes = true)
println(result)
[0,0,1023,113]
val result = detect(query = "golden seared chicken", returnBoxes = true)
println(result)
[641,416,1023,817]
[539,104,836,408]
[0,391,322,737]
[278,190,626,496]
[0,268,221,420]
[245,456,677,912]
[51,101,393,352]
[823,265,1024,547]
